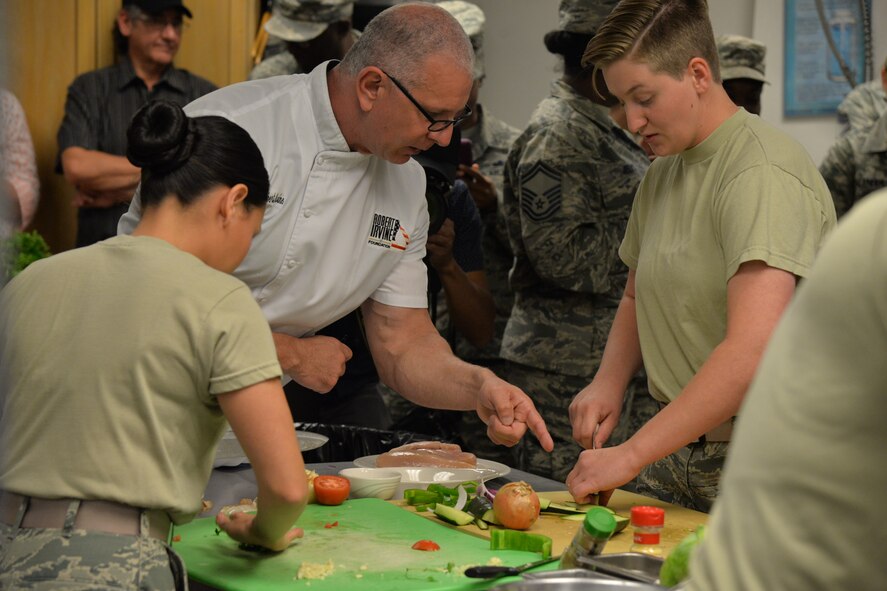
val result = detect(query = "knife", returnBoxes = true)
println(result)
[463,555,561,579]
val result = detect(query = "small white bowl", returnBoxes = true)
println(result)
[339,467,402,500]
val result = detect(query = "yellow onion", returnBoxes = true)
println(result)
[493,481,540,530]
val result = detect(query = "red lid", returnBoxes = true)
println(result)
[631,505,665,526]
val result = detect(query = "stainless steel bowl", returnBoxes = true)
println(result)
[577,552,665,584]
[490,569,666,590]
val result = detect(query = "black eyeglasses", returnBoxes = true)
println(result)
[380,69,471,132]
[135,14,188,32]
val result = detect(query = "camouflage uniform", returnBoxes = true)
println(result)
[716,35,767,115]
[436,1,486,80]
[837,79,887,135]
[0,502,184,589]
[249,50,301,80]
[500,79,652,482]
[249,0,357,80]
[716,35,768,83]
[633,442,730,513]
[819,109,887,218]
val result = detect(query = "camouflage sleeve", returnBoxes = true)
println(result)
[248,53,298,80]
[819,137,856,218]
[510,130,637,294]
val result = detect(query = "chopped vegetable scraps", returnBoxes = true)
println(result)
[297,559,335,580]
[324,521,339,528]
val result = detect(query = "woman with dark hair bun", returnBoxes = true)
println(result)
[0,100,308,589]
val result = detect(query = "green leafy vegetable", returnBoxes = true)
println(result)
[660,525,706,586]
[2,230,51,281]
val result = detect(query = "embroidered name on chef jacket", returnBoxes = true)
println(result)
[368,213,410,251]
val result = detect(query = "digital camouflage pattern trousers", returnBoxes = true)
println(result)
[0,500,186,590]
[633,440,730,513]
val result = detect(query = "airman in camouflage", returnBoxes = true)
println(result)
[499,0,655,483]
[249,0,358,80]
[820,107,887,218]
[435,1,523,465]
[837,56,887,135]
[717,34,767,115]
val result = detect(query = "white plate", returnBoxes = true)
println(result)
[352,454,511,481]
[213,428,329,468]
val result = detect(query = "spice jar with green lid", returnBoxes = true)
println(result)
[559,506,617,569]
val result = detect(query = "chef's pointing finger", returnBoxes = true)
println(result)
[524,404,554,452]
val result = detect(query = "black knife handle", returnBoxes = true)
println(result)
[463,565,520,578]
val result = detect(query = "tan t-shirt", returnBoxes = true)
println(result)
[619,109,836,402]
[688,189,887,589]
[0,235,281,523]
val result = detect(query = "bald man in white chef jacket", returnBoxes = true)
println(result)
[119,2,554,454]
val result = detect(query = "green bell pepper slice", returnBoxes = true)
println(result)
[489,529,553,559]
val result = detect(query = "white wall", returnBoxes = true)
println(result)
[471,0,560,130]
[474,0,886,165]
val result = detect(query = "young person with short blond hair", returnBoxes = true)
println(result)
[566,0,836,511]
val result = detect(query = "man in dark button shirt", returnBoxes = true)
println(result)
[57,0,216,247]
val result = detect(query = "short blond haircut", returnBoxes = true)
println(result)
[582,0,721,83]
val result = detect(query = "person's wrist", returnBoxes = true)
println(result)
[273,333,302,374]
[433,257,460,277]
[473,365,498,392]
[620,437,649,476]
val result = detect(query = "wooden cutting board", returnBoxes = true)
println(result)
[400,489,710,557]
[172,498,552,591]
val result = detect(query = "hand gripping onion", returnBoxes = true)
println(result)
[493,481,540,530]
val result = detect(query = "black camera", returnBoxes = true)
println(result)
[421,166,453,236]
[414,127,461,236]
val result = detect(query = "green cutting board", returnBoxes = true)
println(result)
[172,499,549,591]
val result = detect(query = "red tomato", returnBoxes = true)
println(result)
[411,540,440,551]
[314,475,350,505]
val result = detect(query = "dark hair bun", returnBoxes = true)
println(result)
[544,29,594,63]
[126,100,197,171]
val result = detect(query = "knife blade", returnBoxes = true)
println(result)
[463,555,561,579]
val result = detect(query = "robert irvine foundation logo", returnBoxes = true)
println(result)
[368,213,409,251]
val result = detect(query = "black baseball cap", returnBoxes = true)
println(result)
[122,0,193,18]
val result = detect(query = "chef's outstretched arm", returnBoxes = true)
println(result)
[362,298,553,451]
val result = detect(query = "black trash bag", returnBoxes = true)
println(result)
[294,423,452,463]
[389,407,465,447]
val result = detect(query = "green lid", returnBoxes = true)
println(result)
[583,507,617,538]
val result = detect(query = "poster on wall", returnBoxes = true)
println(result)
[784,0,872,116]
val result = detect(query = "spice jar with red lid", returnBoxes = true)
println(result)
[630,505,665,557]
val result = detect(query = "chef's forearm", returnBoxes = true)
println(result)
[377,330,483,411]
